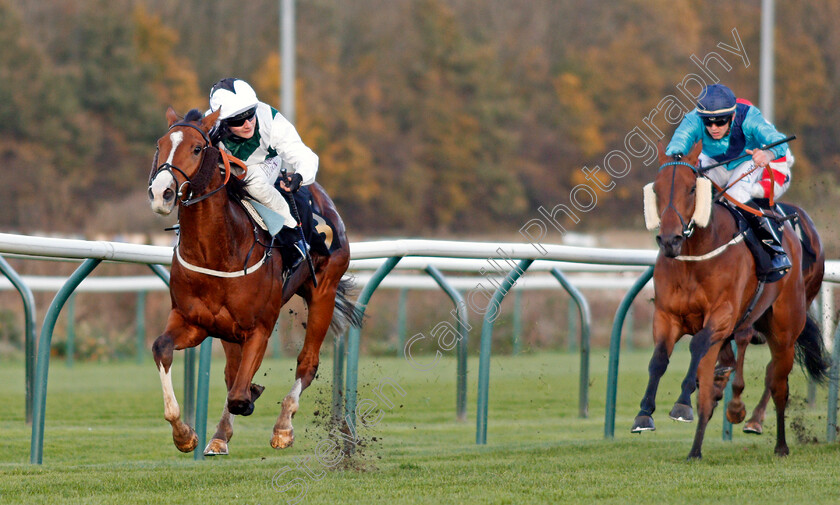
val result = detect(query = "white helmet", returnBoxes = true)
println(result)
[209,78,259,121]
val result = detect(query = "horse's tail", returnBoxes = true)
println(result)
[794,314,831,384]
[330,276,365,335]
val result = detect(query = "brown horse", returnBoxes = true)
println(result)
[720,201,825,434]
[633,142,830,459]
[147,108,361,456]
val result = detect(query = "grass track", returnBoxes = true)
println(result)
[1,347,839,504]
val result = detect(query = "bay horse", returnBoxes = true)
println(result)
[719,201,825,435]
[147,107,361,456]
[634,141,829,459]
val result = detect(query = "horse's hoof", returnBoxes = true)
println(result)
[228,399,255,416]
[743,422,763,435]
[669,403,694,422]
[250,383,265,401]
[775,445,790,457]
[631,415,655,433]
[173,425,198,453]
[204,438,229,456]
[726,400,746,424]
[686,452,702,461]
[271,428,295,449]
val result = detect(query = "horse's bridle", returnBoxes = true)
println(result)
[658,160,704,238]
[148,121,229,207]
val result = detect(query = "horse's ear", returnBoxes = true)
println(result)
[685,141,703,164]
[202,109,221,133]
[166,107,180,127]
[657,142,669,165]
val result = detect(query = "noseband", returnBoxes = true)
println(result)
[658,160,703,238]
[148,121,228,207]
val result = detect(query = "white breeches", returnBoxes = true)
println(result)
[243,158,297,229]
[699,149,793,204]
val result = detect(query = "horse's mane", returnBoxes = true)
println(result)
[180,108,252,202]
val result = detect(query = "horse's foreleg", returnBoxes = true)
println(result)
[272,285,337,449]
[668,331,713,423]
[204,341,242,456]
[152,321,206,453]
[226,332,270,417]
[725,329,752,425]
[633,313,680,433]
[687,339,725,460]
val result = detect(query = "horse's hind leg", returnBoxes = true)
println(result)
[152,319,207,453]
[633,313,681,432]
[272,270,342,449]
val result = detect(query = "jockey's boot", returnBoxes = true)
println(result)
[279,227,309,271]
[753,214,792,279]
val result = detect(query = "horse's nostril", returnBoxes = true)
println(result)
[163,188,174,201]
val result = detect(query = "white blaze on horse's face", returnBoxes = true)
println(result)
[148,131,184,215]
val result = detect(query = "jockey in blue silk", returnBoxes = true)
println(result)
[206,77,317,267]
[666,83,793,278]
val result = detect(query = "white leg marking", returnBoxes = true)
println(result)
[288,379,302,403]
[158,364,180,422]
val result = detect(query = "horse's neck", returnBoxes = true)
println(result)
[178,194,255,265]
[683,215,732,257]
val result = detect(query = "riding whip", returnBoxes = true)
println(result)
[281,167,318,287]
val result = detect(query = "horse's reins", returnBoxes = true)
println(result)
[151,120,269,278]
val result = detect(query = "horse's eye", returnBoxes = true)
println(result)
[690,186,696,195]
[193,146,202,155]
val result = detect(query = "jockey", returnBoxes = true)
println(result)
[207,77,316,268]
[666,83,793,279]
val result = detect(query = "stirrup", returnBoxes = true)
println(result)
[289,239,309,270]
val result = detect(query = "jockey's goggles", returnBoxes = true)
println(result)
[702,115,732,127]
[225,107,257,127]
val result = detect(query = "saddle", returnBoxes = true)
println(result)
[239,186,342,264]
[724,200,815,282]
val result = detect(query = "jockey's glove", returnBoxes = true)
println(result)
[284,173,303,193]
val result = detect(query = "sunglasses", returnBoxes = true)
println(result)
[225,107,257,127]
[702,116,731,127]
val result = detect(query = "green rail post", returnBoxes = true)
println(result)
[0,256,38,424]
[184,348,197,426]
[625,304,635,351]
[550,268,591,419]
[512,290,522,356]
[136,291,147,364]
[272,315,283,358]
[476,259,533,445]
[425,265,470,422]
[826,319,840,442]
[604,266,654,439]
[65,294,76,368]
[722,339,737,441]
[332,331,346,424]
[397,288,407,356]
[30,258,102,464]
[193,338,212,460]
[567,298,578,353]
[344,256,402,436]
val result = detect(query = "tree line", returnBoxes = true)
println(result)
[4,0,839,237]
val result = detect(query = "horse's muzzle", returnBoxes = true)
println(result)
[149,171,177,215]
[656,234,684,258]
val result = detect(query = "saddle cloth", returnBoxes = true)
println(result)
[240,187,340,256]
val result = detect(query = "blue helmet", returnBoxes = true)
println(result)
[695,84,736,118]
